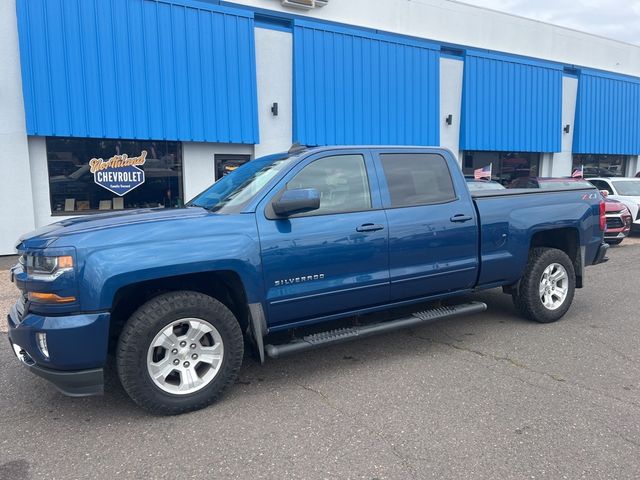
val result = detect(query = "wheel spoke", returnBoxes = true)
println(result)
[184,320,212,343]
[149,358,175,381]
[153,326,178,350]
[180,366,200,391]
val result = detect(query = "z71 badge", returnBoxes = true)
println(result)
[275,274,325,287]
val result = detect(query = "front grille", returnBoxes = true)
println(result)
[607,217,624,229]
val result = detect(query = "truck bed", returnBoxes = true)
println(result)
[471,186,603,288]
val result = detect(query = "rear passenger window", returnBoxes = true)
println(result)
[380,153,456,207]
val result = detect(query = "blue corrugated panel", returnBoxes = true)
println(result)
[292,20,440,146]
[16,0,259,143]
[461,51,562,152]
[573,70,640,155]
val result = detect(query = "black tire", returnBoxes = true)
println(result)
[116,291,243,415]
[606,239,623,245]
[512,247,576,323]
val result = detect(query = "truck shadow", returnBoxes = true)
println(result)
[106,288,525,412]
[26,288,529,419]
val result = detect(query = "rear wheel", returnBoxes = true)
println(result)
[512,247,576,323]
[117,291,243,415]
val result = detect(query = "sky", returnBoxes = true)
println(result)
[459,0,640,45]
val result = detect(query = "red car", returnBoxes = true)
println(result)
[604,198,632,245]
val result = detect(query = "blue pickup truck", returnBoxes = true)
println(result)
[8,146,609,414]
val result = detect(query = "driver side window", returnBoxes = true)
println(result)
[286,154,372,215]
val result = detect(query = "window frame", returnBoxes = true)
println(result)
[461,150,541,184]
[588,179,613,194]
[264,150,381,220]
[374,151,459,209]
[45,137,184,215]
[572,154,628,178]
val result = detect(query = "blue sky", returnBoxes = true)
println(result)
[459,0,640,45]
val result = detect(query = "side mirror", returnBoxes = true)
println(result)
[273,188,320,217]
[600,190,609,197]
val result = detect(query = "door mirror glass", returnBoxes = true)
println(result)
[273,188,320,217]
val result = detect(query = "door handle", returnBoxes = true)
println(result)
[450,214,473,223]
[356,223,385,232]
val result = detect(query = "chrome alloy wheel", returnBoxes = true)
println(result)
[146,318,224,395]
[539,263,569,311]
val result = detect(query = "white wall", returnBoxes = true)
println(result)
[27,137,67,229]
[0,0,35,254]
[254,27,293,157]
[182,142,254,201]
[627,156,639,177]
[439,57,464,163]
[233,0,640,78]
[549,76,579,177]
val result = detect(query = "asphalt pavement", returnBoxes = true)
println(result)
[0,240,639,479]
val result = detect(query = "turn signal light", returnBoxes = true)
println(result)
[57,256,74,269]
[28,292,77,304]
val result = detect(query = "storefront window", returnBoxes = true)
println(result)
[572,154,627,178]
[215,154,251,180]
[46,137,183,213]
[462,151,540,185]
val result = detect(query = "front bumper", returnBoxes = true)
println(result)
[7,301,109,396]
[9,341,103,396]
[604,231,629,241]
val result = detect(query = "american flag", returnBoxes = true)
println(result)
[474,164,492,180]
[572,165,584,178]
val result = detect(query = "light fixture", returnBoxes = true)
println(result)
[36,333,50,359]
[445,114,453,125]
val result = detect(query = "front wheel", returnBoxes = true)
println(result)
[116,291,244,415]
[512,247,576,323]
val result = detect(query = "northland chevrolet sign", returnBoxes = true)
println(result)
[89,151,147,196]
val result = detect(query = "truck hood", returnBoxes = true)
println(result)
[18,207,212,249]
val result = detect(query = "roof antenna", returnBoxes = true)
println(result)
[288,142,307,155]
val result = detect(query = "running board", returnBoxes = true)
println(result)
[264,301,487,359]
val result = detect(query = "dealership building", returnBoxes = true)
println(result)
[1,0,640,254]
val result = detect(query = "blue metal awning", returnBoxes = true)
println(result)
[573,70,640,155]
[461,50,562,153]
[16,0,259,143]
[292,20,440,147]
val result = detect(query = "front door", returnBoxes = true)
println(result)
[256,151,389,327]
[373,150,479,301]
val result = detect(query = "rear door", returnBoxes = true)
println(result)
[256,150,389,327]
[372,149,479,301]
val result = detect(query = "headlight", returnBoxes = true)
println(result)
[26,255,74,279]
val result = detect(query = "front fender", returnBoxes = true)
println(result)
[78,233,263,311]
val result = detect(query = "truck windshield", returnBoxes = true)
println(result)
[187,154,293,212]
[612,180,640,196]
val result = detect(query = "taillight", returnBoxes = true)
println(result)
[599,201,606,231]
